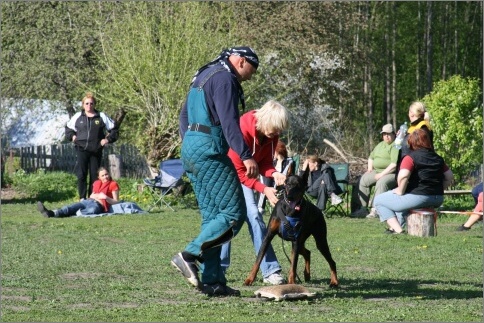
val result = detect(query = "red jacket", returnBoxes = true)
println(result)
[228,110,278,193]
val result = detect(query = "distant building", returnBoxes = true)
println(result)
[1,98,72,148]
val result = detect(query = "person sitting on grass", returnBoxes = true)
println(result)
[37,167,119,218]
[456,192,483,231]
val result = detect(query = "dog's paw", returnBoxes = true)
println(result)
[243,278,254,286]
[329,281,339,288]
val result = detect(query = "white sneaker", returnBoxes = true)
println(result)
[366,208,377,218]
[331,193,343,206]
[263,272,285,285]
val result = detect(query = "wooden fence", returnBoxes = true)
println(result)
[19,143,150,179]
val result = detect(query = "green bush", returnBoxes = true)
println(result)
[424,75,483,184]
[11,169,78,202]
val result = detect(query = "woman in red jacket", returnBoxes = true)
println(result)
[220,100,289,285]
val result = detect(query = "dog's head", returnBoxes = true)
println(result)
[283,173,307,204]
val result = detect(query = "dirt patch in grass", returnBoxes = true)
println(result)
[1,187,31,204]
[1,187,20,200]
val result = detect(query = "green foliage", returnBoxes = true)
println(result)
[1,2,105,115]
[423,75,483,184]
[11,169,77,202]
[1,199,481,322]
[1,2,482,162]
[93,2,238,166]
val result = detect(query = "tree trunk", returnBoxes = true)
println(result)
[407,209,437,237]
[426,1,433,93]
[391,2,397,127]
[108,154,122,180]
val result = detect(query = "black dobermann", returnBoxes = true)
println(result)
[244,169,339,287]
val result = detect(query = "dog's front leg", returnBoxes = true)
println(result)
[244,218,279,286]
[287,241,300,284]
[297,233,311,282]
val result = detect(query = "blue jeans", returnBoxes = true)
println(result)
[472,182,483,206]
[220,185,282,278]
[374,190,444,226]
[56,199,103,217]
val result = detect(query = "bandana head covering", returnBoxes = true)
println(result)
[191,46,259,84]
[227,46,259,69]
[189,46,258,111]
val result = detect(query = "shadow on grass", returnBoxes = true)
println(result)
[2,196,38,204]
[308,277,482,300]
[1,191,76,204]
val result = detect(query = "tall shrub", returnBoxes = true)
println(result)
[93,2,238,169]
[423,75,483,184]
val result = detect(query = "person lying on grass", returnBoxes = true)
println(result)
[37,167,119,218]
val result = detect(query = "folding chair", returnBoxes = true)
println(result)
[324,163,350,218]
[143,159,189,212]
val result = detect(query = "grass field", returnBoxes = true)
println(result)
[1,195,483,322]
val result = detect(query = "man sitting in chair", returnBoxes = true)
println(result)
[299,155,343,211]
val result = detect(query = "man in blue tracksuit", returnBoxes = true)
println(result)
[171,47,259,296]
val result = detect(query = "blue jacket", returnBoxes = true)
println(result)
[179,63,252,161]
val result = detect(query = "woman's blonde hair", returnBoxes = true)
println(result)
[255,100,289,133]
[82,91,97,107]
[409,101,431,122]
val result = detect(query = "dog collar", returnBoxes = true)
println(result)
[283,191,302,211]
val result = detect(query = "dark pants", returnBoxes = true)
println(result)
[307,172,342,211]
[76,148,103,199]
[472,182,483,206]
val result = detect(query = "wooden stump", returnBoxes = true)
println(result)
[407,208,437,237]
[108,154,122,180]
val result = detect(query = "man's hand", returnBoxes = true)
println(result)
[243,158,259,178]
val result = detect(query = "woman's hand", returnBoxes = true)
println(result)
[264,186,280,207]
[302,159,309,170]
[101,139,109,146]
[272,172,286,186]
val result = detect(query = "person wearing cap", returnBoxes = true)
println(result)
[350,123,398,218]
[172,46,259,296]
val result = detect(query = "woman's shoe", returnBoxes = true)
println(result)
[384,228,404,234]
